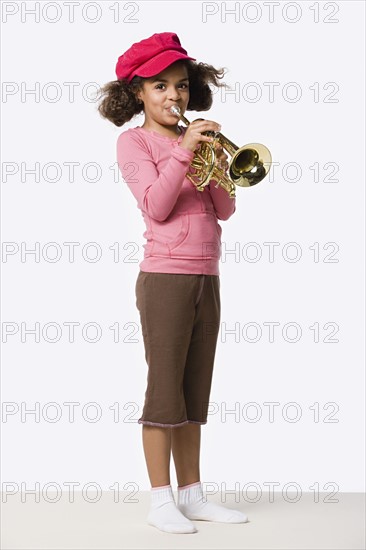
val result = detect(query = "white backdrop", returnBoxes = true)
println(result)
[1,0,365,497]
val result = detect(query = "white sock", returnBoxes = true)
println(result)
[177,481,248,523]
[147,484,197,534]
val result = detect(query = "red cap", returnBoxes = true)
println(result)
[115,32,196,83]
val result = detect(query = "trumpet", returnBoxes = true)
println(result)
[170,105,272,198]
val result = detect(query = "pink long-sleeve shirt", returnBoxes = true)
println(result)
[116,125,236,275]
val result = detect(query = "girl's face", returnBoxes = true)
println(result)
[137,62,190,130]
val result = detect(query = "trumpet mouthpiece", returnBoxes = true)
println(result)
[169,105,181,116]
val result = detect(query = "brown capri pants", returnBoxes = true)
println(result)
[135,271,221,428]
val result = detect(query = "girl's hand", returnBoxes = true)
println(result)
[180,118,222,153]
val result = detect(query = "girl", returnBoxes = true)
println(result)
[97,32,248,534]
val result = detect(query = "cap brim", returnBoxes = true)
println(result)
[131,50,196,80]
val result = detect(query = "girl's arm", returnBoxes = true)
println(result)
[117,131,194,222]
[207,183,236,221]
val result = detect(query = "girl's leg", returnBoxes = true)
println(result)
[173,276,247,523]
[142,425,198,534]
[135,273,204,533]
[142,425,171,487]
[173,421,248,524]
[171,423,201,487]
[142,422,201,487]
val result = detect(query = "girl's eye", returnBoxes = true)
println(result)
[154,83,188,90]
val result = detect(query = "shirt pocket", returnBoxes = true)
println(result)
[149,214,189,257]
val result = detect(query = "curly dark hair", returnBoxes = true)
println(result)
[95,59,230,127]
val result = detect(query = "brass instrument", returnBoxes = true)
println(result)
[170,105,272,198]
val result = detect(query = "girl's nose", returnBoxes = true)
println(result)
[168,88,180,100]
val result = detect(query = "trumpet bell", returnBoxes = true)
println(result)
[230,143,272,187]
